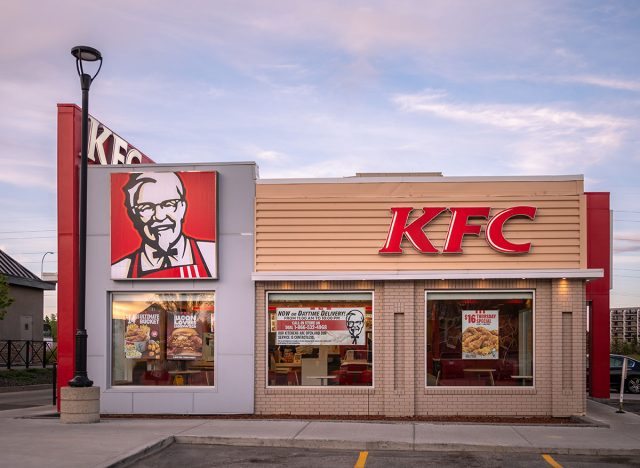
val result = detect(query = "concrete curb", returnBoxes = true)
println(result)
[98,416,601,427]
[104,436,175,468]
[570,414,610,428]
[0,384,52,393]
[172,435,640,457]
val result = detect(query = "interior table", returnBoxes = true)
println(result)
[307,375,337,386]
[463,368,496,386]
[510,375,533,386]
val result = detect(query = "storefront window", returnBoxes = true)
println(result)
[426,291,533,387]
[111,292,215,387]
[267,292,373,387]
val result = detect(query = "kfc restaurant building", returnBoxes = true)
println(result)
[57,105,611,418]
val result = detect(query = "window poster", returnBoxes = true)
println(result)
[461,310,499,359]
[166,311,205,360]
[276,307,366,346]
[124,305,162,359]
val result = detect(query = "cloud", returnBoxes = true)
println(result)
[392,90,633,173]
[0,72,65,191]
[249,73,316,96]
[487,74,640,92]
[393,90,629,132]
[615,234,640,242]
[241,145,290,165]
[255,149,288,164]
[552,48,585,67]
[559,75,640,92]
[613,232,640,254]
[615,245,640,253]
[257,155,367,179]
[0,169,56,191]
[0,1,559,87]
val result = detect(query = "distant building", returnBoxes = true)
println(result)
[611,307,640,343]
[0,250,55,341]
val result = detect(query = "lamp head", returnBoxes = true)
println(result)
[71,45,103,89]
[71,46,102,62]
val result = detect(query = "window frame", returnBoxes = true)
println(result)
[265,290,375,389]
[107,290,217,391]
[424,289,536,389]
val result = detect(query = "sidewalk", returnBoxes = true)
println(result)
[1,399,639,468]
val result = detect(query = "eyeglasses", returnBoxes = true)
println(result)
[134,199,183,217]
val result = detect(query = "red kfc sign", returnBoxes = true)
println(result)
[88,116,147,165]
[379,206,537,254]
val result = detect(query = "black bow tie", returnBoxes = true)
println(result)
[152,248,178,268]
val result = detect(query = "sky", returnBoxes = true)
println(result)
[0,0,639,313]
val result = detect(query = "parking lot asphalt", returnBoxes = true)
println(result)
[602,400,640,415]
[0,388,52,411]
[130,443,640,468]
[601,392,640,415]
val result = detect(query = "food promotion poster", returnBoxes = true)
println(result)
[124,306,161,359]
[166,311,205,360]
[461,310,499,360]
[276,307,366,346]
[110,171,218,281]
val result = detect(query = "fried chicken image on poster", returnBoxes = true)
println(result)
[124,305,161,360]
[461,310,499,359]
[111,171,217,280]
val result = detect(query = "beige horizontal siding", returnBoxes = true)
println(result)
[257,230,581,240]
[255,199,577,214]
[255,179,585,272]
[257,238,580,247]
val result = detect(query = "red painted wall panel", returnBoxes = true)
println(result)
[56,104,81,407]
[586,192,611,398]
[56,104,153,408]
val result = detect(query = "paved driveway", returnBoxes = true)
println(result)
[0,388,53,411]
[131,443,640,468]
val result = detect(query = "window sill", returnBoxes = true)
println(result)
[264,386,375,394]
[424,386,537,395]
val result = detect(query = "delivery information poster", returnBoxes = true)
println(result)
[124,307,161,360]
[461,310,499,359]
[276,307,366,346]
[166,311,204,360]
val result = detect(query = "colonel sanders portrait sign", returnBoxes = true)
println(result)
[111,171,217,280]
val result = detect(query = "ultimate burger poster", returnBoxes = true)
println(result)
[167,311,205,360]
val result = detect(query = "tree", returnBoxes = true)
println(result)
[0,274,14,320]
[611,338,623,354]
[46,314,58,340]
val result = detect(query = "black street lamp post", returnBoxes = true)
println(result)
[69,46,102,388]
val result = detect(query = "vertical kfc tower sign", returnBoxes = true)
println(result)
[57,105,155,406]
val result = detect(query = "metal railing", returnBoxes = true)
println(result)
[0,340,58,369]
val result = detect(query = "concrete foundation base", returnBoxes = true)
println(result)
[60,386,100,424]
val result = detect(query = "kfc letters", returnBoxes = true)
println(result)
[88,116,145,165]
[379,206,537,254]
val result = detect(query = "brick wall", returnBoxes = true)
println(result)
[254,279,586,417]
